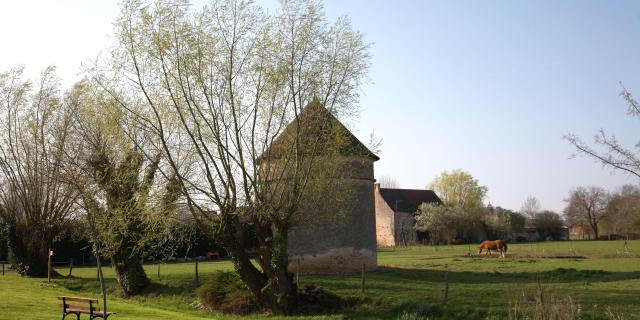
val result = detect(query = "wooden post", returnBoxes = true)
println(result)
[296,259,300,285]
[361,263,366,295]
[47,248,52,283]
[68,259,73,277]
[442,264,449,304]
[2,262,4,276]
[195,257,199,286]
[157,263,161,280]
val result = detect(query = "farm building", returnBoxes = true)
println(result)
[374,185,443,246]
[260,99,379,274]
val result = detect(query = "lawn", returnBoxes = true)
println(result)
[1,240,639,319]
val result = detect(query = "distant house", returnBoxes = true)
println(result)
[510,227,540,242]
[374,184,443,246]
[569,225,594,240]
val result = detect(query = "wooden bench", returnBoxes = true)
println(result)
[58,296,114,320]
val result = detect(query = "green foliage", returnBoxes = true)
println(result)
[534,211,565,240]
[414,203,453,244]
[484,206,527,239]
[427,170,489,241]
[428,170,487,212]
[66,83,186,296]
[196,271,259,315]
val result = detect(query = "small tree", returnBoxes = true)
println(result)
[414,203,452,244]
[564,186,608,239]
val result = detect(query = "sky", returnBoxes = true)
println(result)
[1,0,639,212]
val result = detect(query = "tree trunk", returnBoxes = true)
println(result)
[7,227,55,277]
[225,220,296,315]
[113,255,149,296]
[263,229,296,315]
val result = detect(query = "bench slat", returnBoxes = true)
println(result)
[58,296,99,303]
[66,308,94,314]
[60,304,99,312]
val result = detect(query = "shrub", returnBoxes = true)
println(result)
[195,271,259,315]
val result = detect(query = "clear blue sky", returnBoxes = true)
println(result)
[2,1,639,212]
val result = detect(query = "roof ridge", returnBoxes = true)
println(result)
[257,100,379,161]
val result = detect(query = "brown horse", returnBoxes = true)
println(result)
[477,240,508,258]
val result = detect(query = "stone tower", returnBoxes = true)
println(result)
[259,99,379,274]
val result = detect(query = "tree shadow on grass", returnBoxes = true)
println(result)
[375,266,640,284]
[57,274,200,299]
[306,266,640,294]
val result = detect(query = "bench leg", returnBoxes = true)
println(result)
[61,312,80,320]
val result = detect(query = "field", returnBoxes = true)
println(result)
[1,240,640,319]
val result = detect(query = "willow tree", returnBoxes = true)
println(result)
[0,66,77,276]
[95,0,370,313]
[64,82,181,296]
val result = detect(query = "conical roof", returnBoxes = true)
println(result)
[258,99,379,162]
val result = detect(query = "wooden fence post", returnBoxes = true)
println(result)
[47,248,52,283]
[195,257,199,286]
[68,259,73,277]
[361,263,366,295]
[296,259,300,285]
[442,264,449,304]
[2,262,4,276]
[157,263,161,280]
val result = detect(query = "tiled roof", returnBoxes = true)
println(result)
[379,188,443,213]
[258,99,379,162]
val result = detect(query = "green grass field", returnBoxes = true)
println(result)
[1,240,639,319]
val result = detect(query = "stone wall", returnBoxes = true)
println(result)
[374,185,396,247]
[394,212,417,245]
[286,158,377,274]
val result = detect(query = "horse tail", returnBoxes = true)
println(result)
[503,241,508,252]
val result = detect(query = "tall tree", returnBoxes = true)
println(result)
[564,186,609,239]
[93,0,370,313]
[428,170,487,212]
[520,195,541,220]
[378,175,399,188]
[428,170,487,241]
[566,85,640,178]
[0,66,77,276]
[604,185,640,235]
